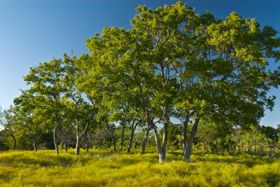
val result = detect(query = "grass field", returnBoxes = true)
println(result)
[1,148,280,186]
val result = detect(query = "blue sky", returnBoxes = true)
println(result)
[0,0,279,127]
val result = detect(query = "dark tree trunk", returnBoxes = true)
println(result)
[127,130,134,153]
[254,135,257,153]
[185,118,200,162]
[120,121,125,151]
[127,120,138,153]
[182,112,190,156]
[33,138,37,152]
[156,108,169,162]
[85,133,89,152]
[161,120,168,161]
[11,134,16,150]
[63,126,73,153]
[106,121,116,153]
[141,126,150,154]
[64,134,68,153]
[53,128,59,154]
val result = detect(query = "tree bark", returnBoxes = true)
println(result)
[145,109,168,162]
[53,127,59,154]
[75,136,80,155]
[127,130,134,153]
[185,118,200,162]
[65,134,68,153]
[11,134,16,150]
[63,126,73,153]
[106,121,116,153]
[141,126,150,154]
[120,121,125,151]
[182,112,190,156]
[85,133,89,152]
[75,121,90,155]
[127,120,138,153]
[33,137,37,152]
[158,107,169,162]
[152,126,165,162]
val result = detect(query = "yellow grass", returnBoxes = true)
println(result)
[0,149,280,186]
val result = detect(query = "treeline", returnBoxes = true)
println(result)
[1,2,280,162]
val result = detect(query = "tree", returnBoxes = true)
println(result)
[23,57,70,154]
[14,91,50,152]
[83,2,280,162]
[0,106,17,150]
[62,54,97,155]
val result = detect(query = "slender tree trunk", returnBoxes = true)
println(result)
[75,136,80,155]
[11,134,16,150]
[159,107,169,162]
[142,126,150,154]
[127,129,134,153]
[161,124,168,162]
[185,118,200,162]
[127,121,138,153]
[182,112,190,156]
[145,110,167,162]
[86,143,89,152]
[65,134,68,153]
[120,121,125,151]
[85,133,89,152]
[53,128,59,154]
[64,126,73,153]
[75,119,80,156]
[106,121,116,153]
[152,126,165,162]
[33,138,37,152]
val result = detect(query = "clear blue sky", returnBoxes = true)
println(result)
[0,0,279,127]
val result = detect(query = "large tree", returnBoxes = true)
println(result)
[84,2,280,163]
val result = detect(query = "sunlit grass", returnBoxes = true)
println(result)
[0,149,280,186]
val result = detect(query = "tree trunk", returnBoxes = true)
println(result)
[146,110,167,162]
[152,126,165,162]
[75,136,80,155]
[106,121,116,153]
[53,128,59,154]
[127,121,138,153]
[33,138,37,152]
[160,124,168,162]
[158,108,169,162]
[120,121,125,151]
[182,112,190,156]
[185,118,200,162]
[65,134,68,153]
[11,134,16,150]
[127,130,134,153]
[85,133,89,152]
[141,126,150,154]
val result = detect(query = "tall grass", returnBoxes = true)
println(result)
[0,149,280,186]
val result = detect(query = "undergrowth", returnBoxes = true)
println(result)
[0,148,280,186]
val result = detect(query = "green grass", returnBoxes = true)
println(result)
[1,149,280,186]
